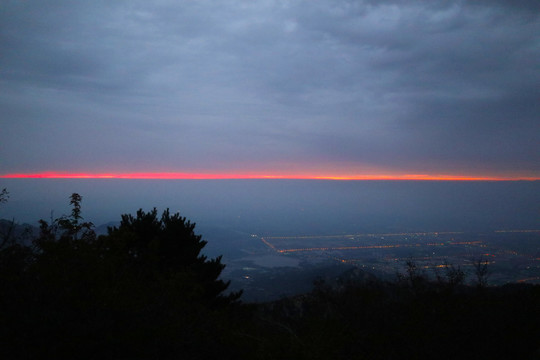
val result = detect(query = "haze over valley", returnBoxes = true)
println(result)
[2,179,539,300]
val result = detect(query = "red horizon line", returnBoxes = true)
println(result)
[1,172,538,181]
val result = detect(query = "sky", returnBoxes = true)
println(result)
[1,0,539,180]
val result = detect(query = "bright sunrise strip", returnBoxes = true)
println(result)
[0,172,538,181]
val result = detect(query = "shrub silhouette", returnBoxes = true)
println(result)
[100,207,241,306]
[1,193,539,359]
[1,194,243,359]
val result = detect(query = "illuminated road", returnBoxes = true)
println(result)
[253,229,540,285]
[258,230,495,253]
[263,231,466,240]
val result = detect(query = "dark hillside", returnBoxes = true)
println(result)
[0,195,538,359]
[254,272,540,359]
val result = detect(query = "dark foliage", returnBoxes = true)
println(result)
[0,188,8,204]
[0,193,538,359]
[0,189,33,250]
[253,266,540,360]
[0,194,244,359]
[100,207,242,307]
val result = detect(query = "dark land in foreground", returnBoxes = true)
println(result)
[1,194,539,359]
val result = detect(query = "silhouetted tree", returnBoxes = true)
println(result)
[1,195,244,359]
[443,261,466,290]
[101,208,241,306]
[36,193,95,244]
[473,257,490,288]
[0,188,8,204]
[0,188,31,261]
[0,189,14,249]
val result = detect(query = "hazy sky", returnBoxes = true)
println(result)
[1,0,539,179]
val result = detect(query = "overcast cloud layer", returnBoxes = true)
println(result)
[1,0,539,177]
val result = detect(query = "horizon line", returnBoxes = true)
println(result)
[1,172,539,181]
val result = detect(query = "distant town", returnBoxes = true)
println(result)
[262,230,540,283]
[223,229,540,301]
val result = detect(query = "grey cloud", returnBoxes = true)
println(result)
[1,0,538,176]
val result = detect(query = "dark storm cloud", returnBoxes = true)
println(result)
[1,0,538,176]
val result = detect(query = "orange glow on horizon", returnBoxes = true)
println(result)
[0,172,538,181]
